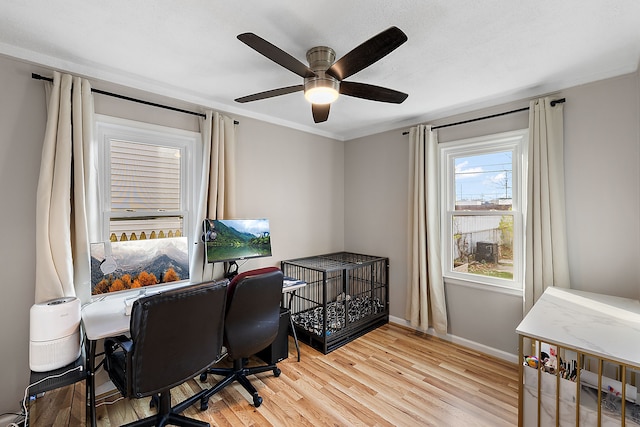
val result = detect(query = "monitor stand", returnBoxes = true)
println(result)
[224,261,238,280]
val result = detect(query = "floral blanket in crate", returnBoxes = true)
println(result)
[292,293,385,336]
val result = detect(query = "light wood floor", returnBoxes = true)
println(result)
[30,323,519,426]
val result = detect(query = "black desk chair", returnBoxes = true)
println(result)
[198,267,283,410]
[104,280,228,427]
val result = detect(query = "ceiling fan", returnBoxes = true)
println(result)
[234,26,409,123]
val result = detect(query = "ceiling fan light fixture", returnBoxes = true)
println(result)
[305,86,339,104]
[304,77,339,104]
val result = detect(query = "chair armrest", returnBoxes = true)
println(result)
[104,335,133,374]
[105,335,133,355]
[104,335,134,396]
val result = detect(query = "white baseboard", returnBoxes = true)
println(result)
[388,315,519,364]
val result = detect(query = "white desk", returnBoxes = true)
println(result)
[82,296,131,340]
[516,287,640,426]
[81,294,134,427]
[282,278,307,362]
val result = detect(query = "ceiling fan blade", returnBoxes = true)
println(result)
[238,33,316,79]
[312,104,330,123]
[326,26,408,81]
[340,81,408,104]
[235,85,303,103]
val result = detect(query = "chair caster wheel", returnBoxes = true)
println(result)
[253,394,263,407]
[200,398,209,411]
[273,367,281,377]
[199,372,207,382]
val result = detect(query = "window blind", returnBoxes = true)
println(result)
[110,139,181,212]
[109,139,183,241]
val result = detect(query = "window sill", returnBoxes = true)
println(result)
[443,276,523,297]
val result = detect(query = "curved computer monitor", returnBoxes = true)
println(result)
[204,218,272,264]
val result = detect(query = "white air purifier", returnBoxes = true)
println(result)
[29,297,81,372]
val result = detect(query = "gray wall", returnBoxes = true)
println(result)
[0,55,46,421]
[345,71,640,358]
[563,73,640,297]
[233,117,345,265]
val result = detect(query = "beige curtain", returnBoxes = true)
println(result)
[35,72,97,303]
[525,97,570,312]
[190,111,237,282]
[406,125,447,334]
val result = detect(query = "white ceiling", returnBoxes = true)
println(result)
[1,1,640,140]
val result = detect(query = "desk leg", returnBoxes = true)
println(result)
[289,315,301,362]
[86,339,97,427]
[288,291,301,362]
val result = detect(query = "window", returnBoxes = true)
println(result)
[92,116,200,295]
[440,129,527,289]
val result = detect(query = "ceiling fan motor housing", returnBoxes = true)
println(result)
[304,46,340,103]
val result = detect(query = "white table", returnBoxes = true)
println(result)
[82,295,132,340]
[81,293,133,427]
[516,287,640,426]
[282,277,307,362]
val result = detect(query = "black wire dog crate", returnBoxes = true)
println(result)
[281,252,389,354]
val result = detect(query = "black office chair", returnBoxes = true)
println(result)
[104,280,228,427]
[198,267,284,410]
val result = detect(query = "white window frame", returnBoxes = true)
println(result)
[94,115,201,284]
[440,129,528,291]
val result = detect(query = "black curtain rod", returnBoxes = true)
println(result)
[31,73,239,125]
[402,98,566,135]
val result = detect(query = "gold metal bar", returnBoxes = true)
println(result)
[518,334,524,427]
[621,364,626,427]
[556,345,561,427]
[598,358,603,426]
[538,340,542,427]
[576,352,582,427]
